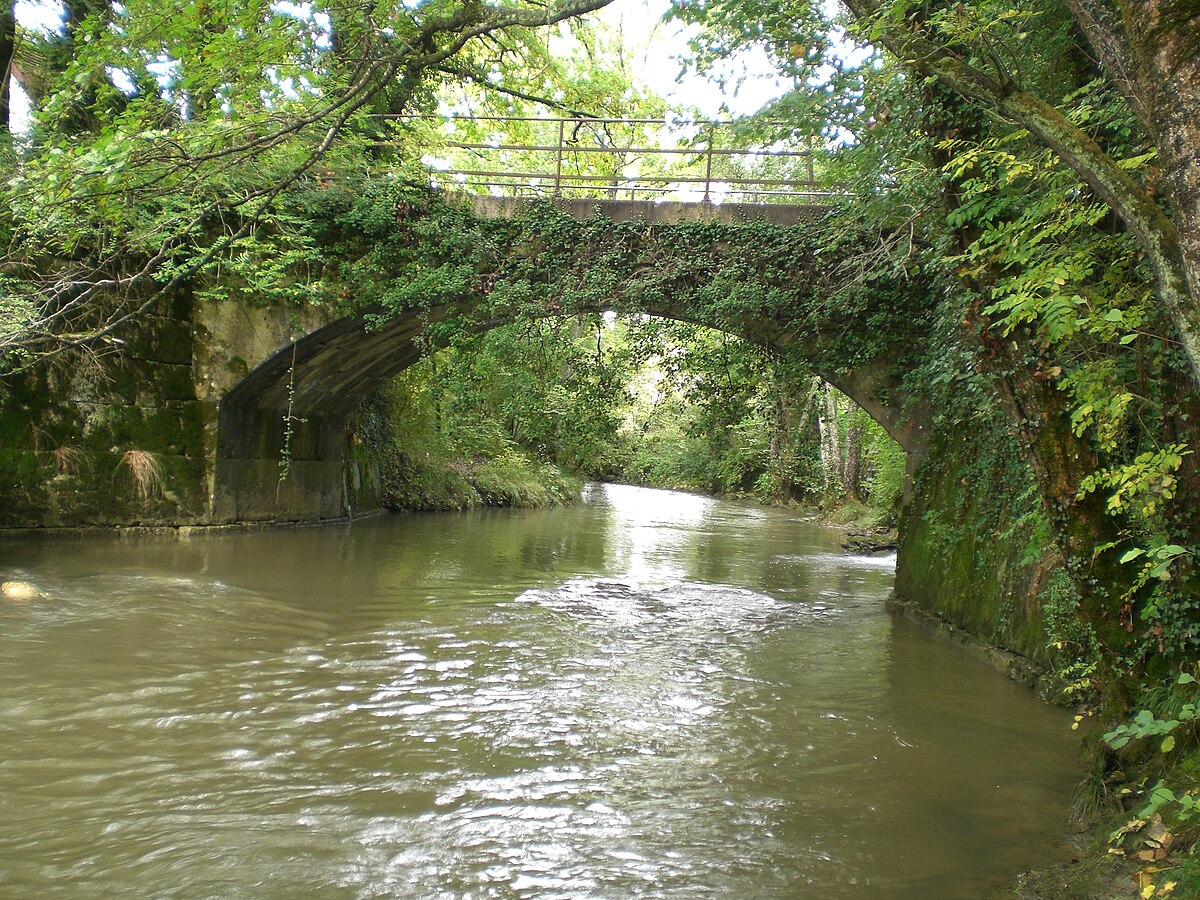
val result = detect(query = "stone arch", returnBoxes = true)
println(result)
[211,299,928,523]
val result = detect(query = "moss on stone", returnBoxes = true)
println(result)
[225,355,249,378]
[0,448,41,487]
[896,411,1053,664]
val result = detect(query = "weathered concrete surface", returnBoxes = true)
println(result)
[192,296,340,522]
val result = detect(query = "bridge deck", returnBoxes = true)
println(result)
[469,195,827,226]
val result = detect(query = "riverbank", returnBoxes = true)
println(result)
[1009,844,1159,899]
[380,451,580,511]
[1006,793,1200,899]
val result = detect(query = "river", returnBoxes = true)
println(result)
[0,483,1079,898]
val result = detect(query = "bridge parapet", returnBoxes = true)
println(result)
[468,195,824,226]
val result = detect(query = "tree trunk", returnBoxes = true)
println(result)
[843,413,864,501]
[1064,0,1200,390]
[793,378,820,438]
[769,369,792,502]
[817,380,841,499]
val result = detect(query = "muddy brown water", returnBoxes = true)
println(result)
[0,483,1079,898]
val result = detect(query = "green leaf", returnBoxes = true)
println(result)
[1161,735,1175,753]
[1149,559,1173,579]
[1119,548,1145,563]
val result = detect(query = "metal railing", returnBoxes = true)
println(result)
[371,114,829,205]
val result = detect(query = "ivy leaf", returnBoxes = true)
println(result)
[1107,733,1131,750]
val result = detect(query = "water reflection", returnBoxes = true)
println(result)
[0,483,1078,898]
[594,483,717,584]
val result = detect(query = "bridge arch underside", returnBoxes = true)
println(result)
[213,302,926,523]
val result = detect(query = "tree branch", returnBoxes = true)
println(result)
[435,62,599,118]
[843,0,1200,390]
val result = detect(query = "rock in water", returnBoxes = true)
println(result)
[2,581,43,601]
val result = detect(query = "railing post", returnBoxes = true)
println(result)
[807,133,815,190]
[554,119,565,198]
[703,124,714,203]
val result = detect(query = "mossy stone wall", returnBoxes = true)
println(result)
[894,411,1054,665]
[0,291,382,529]
[0,294,211,527]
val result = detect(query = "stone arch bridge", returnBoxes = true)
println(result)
[0,189,933,530]
[200,193,933,523]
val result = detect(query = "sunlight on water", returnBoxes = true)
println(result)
[590,482,718,584]
[0,484,1079,898]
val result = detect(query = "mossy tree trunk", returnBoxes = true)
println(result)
[817,380,841,499]
[1064,0,1200,385]
[768,377,792,502]
[843,415,864,502]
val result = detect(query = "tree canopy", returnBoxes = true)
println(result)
[0,0,620,364]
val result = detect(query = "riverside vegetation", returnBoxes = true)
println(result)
[2,0,1200,893]
[358,311,904,521]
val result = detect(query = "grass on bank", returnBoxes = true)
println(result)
[356,386,579,512]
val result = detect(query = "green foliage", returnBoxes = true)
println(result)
[935,89,1200,679]
[945,124,1153,360]
[1041,568,1103,702]
[427,317,630,478]
[354,293,902,512]
[363,372,580,512]
[1080,446,1191,520]
[1104,677,1196,754]
[861,414,906,523]
[618,321,788,498]
[0,0,625,365]
[0,279,37,353]
[1103,674,1200,857]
